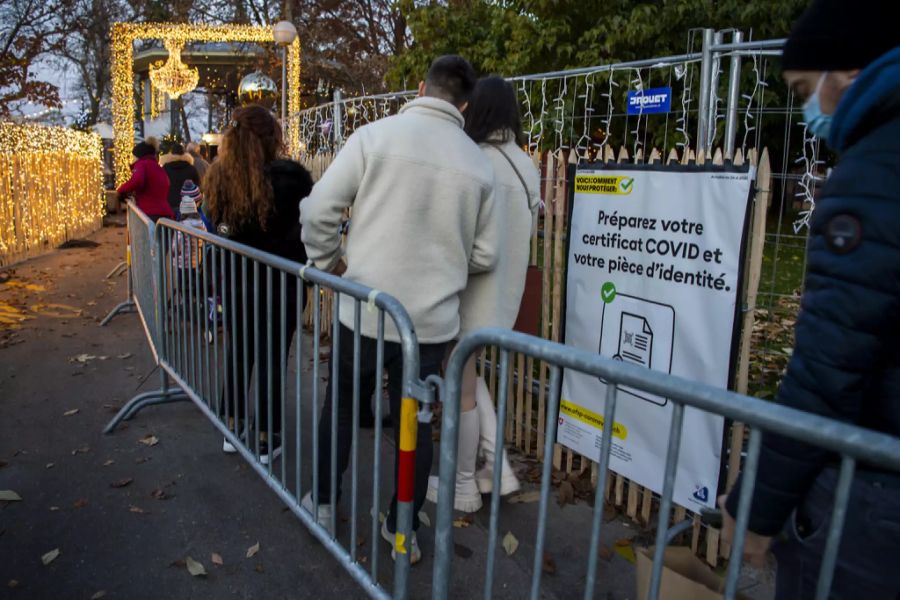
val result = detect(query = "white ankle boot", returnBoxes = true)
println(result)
[426,408,483,513]
[474,377,521,496]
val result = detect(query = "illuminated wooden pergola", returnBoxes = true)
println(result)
[111,22,301,185]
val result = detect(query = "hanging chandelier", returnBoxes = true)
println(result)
[149,39,199,99]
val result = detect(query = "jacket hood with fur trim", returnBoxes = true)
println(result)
[159,153,194,167]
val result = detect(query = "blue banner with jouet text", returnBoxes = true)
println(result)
[627,87,672,115]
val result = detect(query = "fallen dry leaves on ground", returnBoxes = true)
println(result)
[246,542,260,558]
[41,548,60,565]
[185,556,207,577]
[502,531,519,556]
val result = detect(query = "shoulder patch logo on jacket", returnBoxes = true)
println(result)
[825,214,862,254]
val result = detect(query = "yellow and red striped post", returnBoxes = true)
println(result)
[395,396,418,559]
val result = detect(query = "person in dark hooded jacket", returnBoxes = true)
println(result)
[161,143,200,218]
[720,1,900,598]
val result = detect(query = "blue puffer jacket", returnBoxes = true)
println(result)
[727,47,900,536]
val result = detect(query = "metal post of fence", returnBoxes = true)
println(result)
[724,30,744,160]
[696,28,715,156]
[334,88,344,149]
[815,457,856,600]
[710,38,786,52]
[583,383,619,599]
[393,389,416,600]
[710,30,725,153]
[484,350,511,599]
[648,403,686,600]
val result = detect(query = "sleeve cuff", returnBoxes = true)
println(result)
[313,247,345,272]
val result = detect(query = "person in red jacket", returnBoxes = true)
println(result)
[117,141,173,220]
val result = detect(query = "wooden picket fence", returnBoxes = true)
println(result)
[301,144,772,566]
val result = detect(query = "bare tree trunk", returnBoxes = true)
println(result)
[179,99,192,143]
[134,81,145,138]
[170,98,179,138]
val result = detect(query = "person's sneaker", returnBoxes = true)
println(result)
[380,519,422,565]
[475,467,521,496]
[259,435,282,465]
[300,492,335,535]
[222,428,247,454]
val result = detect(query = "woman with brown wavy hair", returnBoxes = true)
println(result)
[204,104,313,464]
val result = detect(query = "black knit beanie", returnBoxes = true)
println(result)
[782,0,900,71]
[132,141,157,159]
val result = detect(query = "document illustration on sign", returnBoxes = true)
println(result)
[616,312,653,367]
[599,294,675,406]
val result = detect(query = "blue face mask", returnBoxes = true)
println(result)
[803,73,832,140]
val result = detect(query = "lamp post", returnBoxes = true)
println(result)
[272,20,298,127]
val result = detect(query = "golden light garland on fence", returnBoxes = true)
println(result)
[0,123,104,265]
[111,22,302,185]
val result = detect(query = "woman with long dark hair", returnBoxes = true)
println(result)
[428,76,541,511]
[204,104,313,464]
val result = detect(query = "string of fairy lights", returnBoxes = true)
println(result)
[0,123,104,264]
[298,59,701,163]
[112,22,301,185]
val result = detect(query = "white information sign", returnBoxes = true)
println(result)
[559,165,752,509]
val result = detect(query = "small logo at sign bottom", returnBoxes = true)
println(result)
[693,485,709,503]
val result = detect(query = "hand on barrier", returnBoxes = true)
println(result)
[699,507,723,529]
[716,494,771,568]
[330,258,348,277]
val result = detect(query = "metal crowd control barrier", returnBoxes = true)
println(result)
[432,327,900,600]
[100,207,137,326]
[103,203,431,600]
[101,202,188,414]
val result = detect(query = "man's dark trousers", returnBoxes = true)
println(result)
[774,468,900,599]
[316,323,447,532]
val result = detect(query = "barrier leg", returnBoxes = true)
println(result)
[106,260,128,279]
[101,237,135,326]
[103,371,189,433]
[100,299,136,326]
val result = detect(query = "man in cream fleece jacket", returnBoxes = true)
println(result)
[299,55,498,563]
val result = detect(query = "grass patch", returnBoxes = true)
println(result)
[747,215,808,400]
